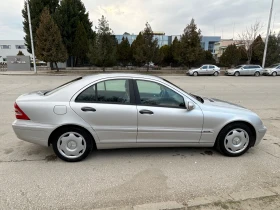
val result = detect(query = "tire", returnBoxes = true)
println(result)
[213,71,219,76]
[193,72,198,76]
[234,71,240,76]
[215,123,253,157]
[52,127,94,162]
[254,71,260,77]
[272,72,277,76]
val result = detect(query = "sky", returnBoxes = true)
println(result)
[0,0,279,40]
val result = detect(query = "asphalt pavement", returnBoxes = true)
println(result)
[0,75,280,209]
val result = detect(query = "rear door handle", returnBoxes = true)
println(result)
[139,110,153,115]
[81,107,96,112]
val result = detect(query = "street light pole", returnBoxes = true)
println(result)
[26,0,37,73]
[262,0,274,68]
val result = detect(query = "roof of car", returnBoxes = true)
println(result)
[82,73,163,82]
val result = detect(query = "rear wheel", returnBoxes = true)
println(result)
[272,72,277,76]
[234,71,240,76]
[193,72,198,76]
[254,71,260,77]
[52,127,93,162]
[216,123,253,157]
[213,71,219,76]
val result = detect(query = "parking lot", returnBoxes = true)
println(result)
[0,74,280,209]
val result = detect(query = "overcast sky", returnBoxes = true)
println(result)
[0,0,279,40]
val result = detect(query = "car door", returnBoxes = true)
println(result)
[70,79,137,143]
[240,66,249,75]
[208,65,215,75]
[134,79,203,143]
[277,66,280,75]
[249,65,256,75]
[199,65,208,74]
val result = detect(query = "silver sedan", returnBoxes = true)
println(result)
[12,74,267,162]
[187,65,220,76]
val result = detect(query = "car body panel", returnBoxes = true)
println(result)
[263,64,280,76]
[12,73,267,152]
[225,65,263,76]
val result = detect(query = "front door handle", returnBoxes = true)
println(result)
[139,110,153,115]
[81,107,96,112]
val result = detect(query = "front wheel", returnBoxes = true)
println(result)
[52,127,93,162]
[272,72,277,76]
[234,71,240,76]
[254,71,260,77]
[193,72,198,76]
[215,123,253,157]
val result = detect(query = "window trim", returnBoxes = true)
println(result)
[75,78,136,105]
[133,79,186,109]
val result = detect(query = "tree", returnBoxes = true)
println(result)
[153,46,164,66]
[180,19,203,68]
[72,22,89,66]
[17,51,25,56]
[251,35,265,65]
[219,44,240,67]
[22,0,59,53]
[199,50,216,66]
[238,46,248,64]
[35,8,68,71]
[131,32,145,66]
[159,45,172,66]
[170,37,181,66]
[88,16,117,71]
[54,0,94,67]
[265,33,280,67]
[117,37,132,67]
[238,21,262,64]
[142,22,158,71]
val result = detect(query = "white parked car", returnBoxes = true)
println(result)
[187,65,220,76]
[225,65,264,76]
[262,64,280,76]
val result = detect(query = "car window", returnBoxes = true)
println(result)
[136,80,185,108]
[202,66,208,69]
[243,66,249,69]
[209,65,215,68]
[234,65,243,69]
[75,79,131,104]
[277,66,280,69]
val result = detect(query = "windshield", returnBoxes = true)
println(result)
[162,78,204,103]
[44,77,82,95]
[234,65,243,69]
[268,64,279,68]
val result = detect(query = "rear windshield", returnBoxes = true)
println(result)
[45,77,82,95]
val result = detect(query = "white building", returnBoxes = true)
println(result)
[0,40,32,63]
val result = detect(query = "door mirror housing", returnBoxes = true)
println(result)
[185,101,195,111]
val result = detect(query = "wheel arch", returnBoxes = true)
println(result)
[48,124,97,149]
[215,120,256,147]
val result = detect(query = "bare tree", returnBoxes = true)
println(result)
[238,21,263,64]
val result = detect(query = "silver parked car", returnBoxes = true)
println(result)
[262,64,280,76]
[225,65,263,76]
[187,65,220,76]
[12,74,267,162]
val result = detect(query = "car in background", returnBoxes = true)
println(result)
[262,64,280,76]
[225,65,263,76]
[187,65,220,76]
[12,74,266,162]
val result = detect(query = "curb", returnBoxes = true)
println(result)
[94,186,280,210]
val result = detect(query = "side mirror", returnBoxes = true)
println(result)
[185,101,195,111]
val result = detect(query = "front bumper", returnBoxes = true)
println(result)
[12,120,55,147]
[187,71,194,76]
[225,71,234,76]
[262,72,272,76]
[255,126,267,146]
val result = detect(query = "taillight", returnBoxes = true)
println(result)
[14,102,30,120]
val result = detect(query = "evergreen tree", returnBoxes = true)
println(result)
[22,0,59,53]
[200,50,216,66]
[159,45,172,66]
[251,35,265,65]
[219,44,240,67]
[131,32,145,66]
[153,46,164,66]
[238,46,248,64]
[180,19,203,68]
[72,22,89,66]
[54,0,94,66]
[265,33,280,67]
[88,16,117,71]
[35,8,68,71]
[117,37,132,67]
[170,37,181,66]
[17,51,25,56]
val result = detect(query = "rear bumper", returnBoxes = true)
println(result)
[254,126,267,146]
[12,120,55,147]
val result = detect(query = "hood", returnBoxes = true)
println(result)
[189,68,199,72]
[264,68,274,71]
[226,68,236,72]
[202,97,249,111]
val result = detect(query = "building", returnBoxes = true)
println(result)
[0,40,32,63]
[115,33,221,51]
[213,39,244,63]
